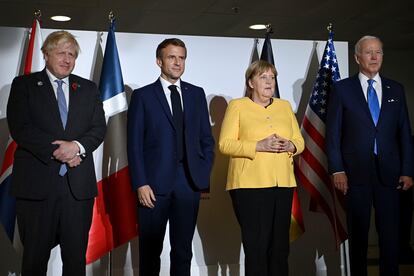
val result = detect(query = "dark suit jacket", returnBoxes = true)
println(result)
[7,69,106,200]
[127,79,214,194]
[326,74,414,186]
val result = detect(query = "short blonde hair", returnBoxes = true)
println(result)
[245,60,277,97]
[41,31,80,57]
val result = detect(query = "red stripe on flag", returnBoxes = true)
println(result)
[296,163,347,246]
[300,147,333,194]
[0,141,17,176]
[86,166,138,264]
[291,188,304,231]
[24,19,38,75]
[302,116,325,152]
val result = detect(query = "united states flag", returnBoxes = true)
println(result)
[296,31,347,246]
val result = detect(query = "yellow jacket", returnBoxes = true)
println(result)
[219,97,304,190]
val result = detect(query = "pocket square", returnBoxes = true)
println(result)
[387,98,397,103]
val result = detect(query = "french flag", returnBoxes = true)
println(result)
[86,20,138,264]
[0,18,44,244]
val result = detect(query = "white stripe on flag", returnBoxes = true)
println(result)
[0,166,13,184]
[299,157,332,206]
[304,107,326,138]
[301,126,328,169]
[31,20,44,72]
[103,92,127,117]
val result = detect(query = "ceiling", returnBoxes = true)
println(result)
[1,0,413,51]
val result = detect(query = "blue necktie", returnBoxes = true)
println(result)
[55,79,68,176]
[367,79,380,154]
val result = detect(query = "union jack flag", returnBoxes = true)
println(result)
[0,18,44,244]
[296,31,347,246]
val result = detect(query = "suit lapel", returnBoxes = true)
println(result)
[37,70,64,131]
[377,77,392,127]
[66,75,81,133]
[181,82,192,129]
[153,79,175,127]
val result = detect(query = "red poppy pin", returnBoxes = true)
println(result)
[71,82,80,91]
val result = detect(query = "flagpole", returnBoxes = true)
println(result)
[107,11,114,276]
[325,23,349,276]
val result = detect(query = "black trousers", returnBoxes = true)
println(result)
[230,187,293,276]
[346,157,400,276]
[138,163,200,276]
[16,176,94,276]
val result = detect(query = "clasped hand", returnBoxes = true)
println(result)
[52,140,82,168]
[256,134,295,153]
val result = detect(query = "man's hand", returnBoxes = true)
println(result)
[67,156,82,168]
[137,185,156,208]
[398,176,413,190]
[52,140,79,163]
[332,172,348,195]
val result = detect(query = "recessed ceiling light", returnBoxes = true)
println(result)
[249,24,267,30]
[51,15,71,22]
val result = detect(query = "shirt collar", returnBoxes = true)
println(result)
[358,72,380,84]
[45,68,69,85]
[159,76,181,92]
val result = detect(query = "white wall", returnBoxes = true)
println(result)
[0,26,349,275]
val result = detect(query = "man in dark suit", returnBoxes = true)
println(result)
[326,35,414,276]
[127,38,214,276]
[7,31,106,275]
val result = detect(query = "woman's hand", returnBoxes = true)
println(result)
[256,134,296,153]
[274,135,296,153]
[256,134,278,152]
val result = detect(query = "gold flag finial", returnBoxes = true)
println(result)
[109,11,115,23]
[265,24,273,34]
[34,9,41,19]
[327,23,333,33]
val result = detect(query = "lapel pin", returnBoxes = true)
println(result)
[71,82,80,91]
[37,81,43,86]
[386,85,391,89]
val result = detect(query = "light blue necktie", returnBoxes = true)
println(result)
[55,79,68,176]
[367,79,380,154]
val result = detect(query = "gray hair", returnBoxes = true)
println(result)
[354,35,383,55]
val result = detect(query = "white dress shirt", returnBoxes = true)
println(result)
[159,76,184,113]
[45,69,85,155]
[358,72,382,107]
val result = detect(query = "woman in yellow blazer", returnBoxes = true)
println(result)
[219,60,304,276]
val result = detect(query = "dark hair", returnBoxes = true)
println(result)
[156,38,187,59]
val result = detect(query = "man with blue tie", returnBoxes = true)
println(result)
[326,35,414,276]
[127,38,215,276]
[7,31,106,275]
